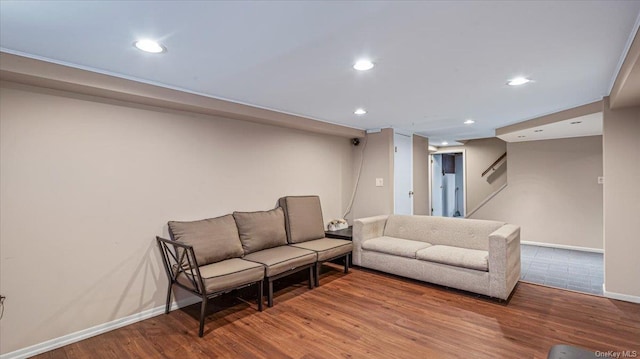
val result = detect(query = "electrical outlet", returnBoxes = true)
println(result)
[376,178,384,187]
[597,176,604,184]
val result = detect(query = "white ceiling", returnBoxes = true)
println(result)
[1,1,639,145]
[498,112,603,143]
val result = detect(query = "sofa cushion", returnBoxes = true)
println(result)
[290,238,353,261]
[416,245,489,271]
[177,258,264,293]
[361,236,432,259]
[279,196,326,244]
[233,208,288,254]
[243,246,317,277]
[383,215,505,250]
[168,215,244,266]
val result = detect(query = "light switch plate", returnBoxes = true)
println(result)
[376,178,384,187]
[597,176,604,184]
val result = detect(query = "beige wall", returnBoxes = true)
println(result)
[350,129,394,220]
[413,135,430,215]
[471,136,604,250]
[462,138,508,214]
[602,100,640,298]
[349,131,429,220]
[0,83,354,354]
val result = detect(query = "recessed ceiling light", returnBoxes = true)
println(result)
[570,121,582,124]
[534,129,543,132]
[134,39,166,54]
[507,77,531,86]
[354,108,367,115]
[353,59,374,71]
[441,141,449,146]
[464,119,475,125]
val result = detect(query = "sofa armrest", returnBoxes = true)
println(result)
[488,224,521,300]
[352,215,389,265]
[156,236,205,294]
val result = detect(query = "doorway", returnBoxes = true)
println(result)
[394,132,413,215]
[431,151,465,217]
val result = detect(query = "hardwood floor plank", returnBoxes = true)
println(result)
[31,265,639,358]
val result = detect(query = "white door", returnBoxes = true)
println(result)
[431,154,443,216]
[394,132,413,215]
[454,153,464,217]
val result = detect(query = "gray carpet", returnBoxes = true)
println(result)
[520,244,603,295]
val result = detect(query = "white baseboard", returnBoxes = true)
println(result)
[603,284,640,304]
[0,296,200,359]
[521,241,604,253]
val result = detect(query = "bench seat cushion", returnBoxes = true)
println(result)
[290,238,353,261]
[362,236,432,258]
[177,258,264,293]
[416,245,489,271]
[243,246,316,277]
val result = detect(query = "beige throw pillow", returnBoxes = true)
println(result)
[279,196,325,244]
[168,214,244,266]
[233,207,288,254]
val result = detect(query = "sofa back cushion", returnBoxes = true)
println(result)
[168,214,244,266]
[278,196,325,244]
[233,207,288,254]
[383,215,505,250]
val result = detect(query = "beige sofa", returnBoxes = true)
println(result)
[156,195,352,337]
[353,215,520,300]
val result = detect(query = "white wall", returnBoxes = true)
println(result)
[444,173,456,216]
[0,83,354,354]
[471,136,603,250]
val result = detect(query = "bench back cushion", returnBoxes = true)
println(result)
[234,207,288,254]
[383,215,505,250]
[279,196,325,244]
[168,214,244,266]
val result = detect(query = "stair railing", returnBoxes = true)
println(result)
[481,152,507,177]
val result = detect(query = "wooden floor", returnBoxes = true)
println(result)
[36,264,640,359]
